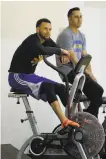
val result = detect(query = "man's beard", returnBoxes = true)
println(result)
[38,32,50,41]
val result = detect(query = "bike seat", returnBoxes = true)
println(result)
[79,95,88,102]
[102,97,106,104]
[79,95,106,104]
[10,88,25,94]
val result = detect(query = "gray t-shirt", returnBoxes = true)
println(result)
[56,27,86,78]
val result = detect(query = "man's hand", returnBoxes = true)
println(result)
[60,49,70,64]
[60,55,70,64]
[60,49,70,58]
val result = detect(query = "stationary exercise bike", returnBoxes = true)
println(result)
[8,54,105,159]
[99,103,106,158]
[74,83,106,159]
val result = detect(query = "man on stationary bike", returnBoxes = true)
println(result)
[56,7,104,118]
[8,18,80,128]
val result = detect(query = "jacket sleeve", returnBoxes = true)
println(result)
[36,40,61,56]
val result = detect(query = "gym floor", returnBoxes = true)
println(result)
[1,144,71,159]
[1,144,106,159]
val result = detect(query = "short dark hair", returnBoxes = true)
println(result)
[67,7,80,17]
[36,18,51,27]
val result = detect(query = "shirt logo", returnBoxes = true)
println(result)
[73,40,82,60]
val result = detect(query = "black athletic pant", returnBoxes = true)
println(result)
[40,82,67,106]
[67,70,104,117]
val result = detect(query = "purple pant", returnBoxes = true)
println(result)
[8,73,56,101]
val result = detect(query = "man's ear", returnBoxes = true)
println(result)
[36,27,39,33]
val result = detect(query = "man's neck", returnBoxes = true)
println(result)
[69,26,78,33]
[37,33,45,44]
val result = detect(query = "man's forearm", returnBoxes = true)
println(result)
[68,50,78,65]
[37,42,61,55]
[69,50,92,76]
[68,50,97,81]
[82,50,93,75]
[86,63,92,74]
[85,69,92,76]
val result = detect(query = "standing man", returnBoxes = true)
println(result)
[56,7,104,117]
